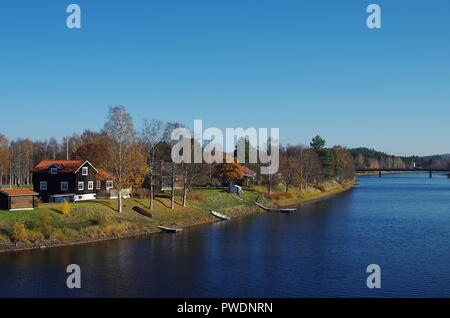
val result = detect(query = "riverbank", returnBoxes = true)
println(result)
[0,181,355,253]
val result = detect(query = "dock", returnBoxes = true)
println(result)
[255,202,297,213]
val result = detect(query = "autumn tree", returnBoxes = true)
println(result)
[123,144,149,191]
[103,106,136,213]
[0,135,11,186]
[216,156,244,187]
[333,146,355,183]
[280,146,302,192]
[73,138,111,169]
[299,148,322,186]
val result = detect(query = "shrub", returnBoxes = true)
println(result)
[61,201,71,215]
[34,197,42,208]
[0,233,11,244]
[36,211,54,239]
[11,221,45,244]
[12,221,28,243]
[26,230,45,243]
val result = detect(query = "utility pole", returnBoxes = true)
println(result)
[66,139,69,160]
[9,162,12,189]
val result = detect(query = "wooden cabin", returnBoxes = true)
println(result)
[0,189,39,211]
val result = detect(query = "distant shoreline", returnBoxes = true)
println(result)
[357,171,434,176]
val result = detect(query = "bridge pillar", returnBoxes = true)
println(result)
[379,170,382,178]
[430,171,432,178]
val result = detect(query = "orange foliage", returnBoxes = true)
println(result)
[216,157,244,185]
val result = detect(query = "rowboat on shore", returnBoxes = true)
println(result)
[157,226,183,233]
[210,211,231,221]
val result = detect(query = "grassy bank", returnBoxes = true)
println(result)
[0,181,354,252]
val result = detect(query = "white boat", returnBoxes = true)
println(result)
[210,211,231,221]
[157,226,183,233]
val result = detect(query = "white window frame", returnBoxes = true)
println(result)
[82,167,88,176]
[50,167,58,175]
[96,180,102,190]
[40,181,48,190]
[106,181,113,190]
[78,181,84,191]
[61,181,69,191]
[88,181,94,190]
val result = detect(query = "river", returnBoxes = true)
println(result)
[1,173,450,298]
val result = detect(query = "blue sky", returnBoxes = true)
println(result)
[1,0,449,156]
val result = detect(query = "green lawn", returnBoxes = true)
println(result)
[0,187,264,246]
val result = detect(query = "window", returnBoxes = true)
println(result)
[106,181,113,190]
[78,182,84,191]
[61,181,69,191]
[97,181,101,190]
[88,181,94,190]
[50,167,58,174]
[40,181,47,190]
[82,167,88,176]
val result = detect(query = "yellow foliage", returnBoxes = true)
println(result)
[61,201,71,215]
[12,221,27,242]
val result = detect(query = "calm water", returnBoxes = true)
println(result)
[1,173,450,298]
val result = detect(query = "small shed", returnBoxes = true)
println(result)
[0,189,39,211]
[229,185,243,195]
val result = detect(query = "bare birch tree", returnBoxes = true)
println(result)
[140,119,164,210]
[103,106,136,213]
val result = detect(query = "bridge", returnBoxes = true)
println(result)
[355,168,450,178]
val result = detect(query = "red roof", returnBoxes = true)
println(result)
[96,168,115,180]
[0,189,38,196]
[33,160,86,173]
[242,166,256,175]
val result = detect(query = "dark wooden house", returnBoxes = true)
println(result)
[0,189,39,211]
[32,160,114,203]
[95,168,121,199]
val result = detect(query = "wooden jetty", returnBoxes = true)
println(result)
[255,202,297,213]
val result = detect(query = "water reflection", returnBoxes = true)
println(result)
[1,173,450,297]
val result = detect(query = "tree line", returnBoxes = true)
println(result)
[351,147,450,170]
[1,106,358,212]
